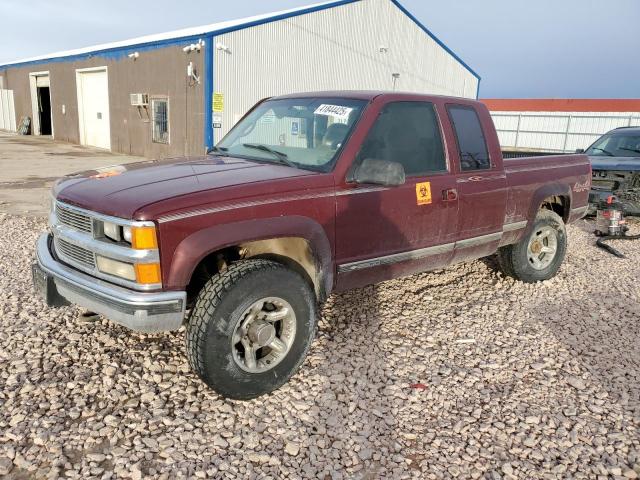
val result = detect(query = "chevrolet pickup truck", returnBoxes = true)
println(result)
[33,91,591,399]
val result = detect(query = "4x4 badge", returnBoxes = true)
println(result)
[573,179,590,192]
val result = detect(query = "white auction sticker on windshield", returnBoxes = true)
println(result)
[314,104,353,121]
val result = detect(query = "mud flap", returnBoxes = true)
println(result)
[32,263,69,307]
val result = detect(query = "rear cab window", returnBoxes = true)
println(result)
[356,101,447,176]
[447,105,491,171]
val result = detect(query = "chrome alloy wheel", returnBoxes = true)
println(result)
[527,226,558,270]
[231,297,297,373]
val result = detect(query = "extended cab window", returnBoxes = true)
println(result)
[356,101,446,176]
[447,105,491,171]
[216,97,366,172]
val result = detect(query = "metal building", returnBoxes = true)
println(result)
[0,0,479,158]
[483,99,640,153]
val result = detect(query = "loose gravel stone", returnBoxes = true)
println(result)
[0,214,639,479]
[0,457,13,475]
[624,468,638,479]
[284,441,300,456]
[567,376,587,390]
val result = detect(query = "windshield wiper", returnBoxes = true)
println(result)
[207,145,229,156]
[242,143,297,168]
[619,147,640,154]
[591,147,614,156]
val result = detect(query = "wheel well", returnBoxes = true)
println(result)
[540,195,569,222]
[186,237,321,307]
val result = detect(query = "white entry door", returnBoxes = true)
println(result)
[0,89,16,132]
[76,68,110,149]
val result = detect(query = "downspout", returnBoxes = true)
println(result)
[204,34,214,152]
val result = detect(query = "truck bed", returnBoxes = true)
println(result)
[503,154,591,226]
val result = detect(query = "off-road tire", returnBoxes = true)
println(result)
[186,259,317,400]
[497,209,567,283]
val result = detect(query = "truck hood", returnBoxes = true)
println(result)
[55,155,314,219]
[589,155,640,171]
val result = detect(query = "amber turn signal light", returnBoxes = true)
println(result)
[131,226,158,250]
[134,263,162,284]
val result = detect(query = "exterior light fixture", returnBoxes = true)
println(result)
[216,42,231,54]
[183,40,205,54]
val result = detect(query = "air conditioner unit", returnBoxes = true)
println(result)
[130,93,149,106]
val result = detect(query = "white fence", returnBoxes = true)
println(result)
[490,111,640,153]
[0,89,16,132]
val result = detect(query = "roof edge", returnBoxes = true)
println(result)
[0,0,355,70]
[389,0,480,81]
[0,0,481,84]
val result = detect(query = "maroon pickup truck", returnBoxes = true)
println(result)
[33,91,591,399]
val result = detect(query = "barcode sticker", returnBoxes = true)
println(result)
[314,104,353,121]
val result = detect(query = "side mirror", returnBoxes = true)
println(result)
[352,158,406,186]
[575,148,585,154]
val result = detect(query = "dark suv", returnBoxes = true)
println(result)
[581,126,640,215]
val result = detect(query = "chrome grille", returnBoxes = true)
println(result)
[56,238,96,269]
[56,204,92,233]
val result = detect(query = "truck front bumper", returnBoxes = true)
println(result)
[33,233,186,332]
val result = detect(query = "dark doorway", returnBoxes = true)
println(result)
[37,86,52,135]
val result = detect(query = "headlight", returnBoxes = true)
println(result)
[96,220,161,285]
[96,256,136,281]
[123,226,132,243]
[103,222,121,242]
[101,222,156,249]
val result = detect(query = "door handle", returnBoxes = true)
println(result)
[442,188,458,201]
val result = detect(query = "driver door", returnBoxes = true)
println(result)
[334,100,458,291]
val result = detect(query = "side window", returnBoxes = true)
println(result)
[447,105,490,171]
[357,101,446,176]
[152,98,169,144]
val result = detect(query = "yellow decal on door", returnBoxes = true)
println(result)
[416,182,432,205]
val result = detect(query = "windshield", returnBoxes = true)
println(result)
[586,133,640,157]
[216,97,367,172]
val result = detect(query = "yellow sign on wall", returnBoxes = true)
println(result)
[415,182,432,205]
[212,92,224,112]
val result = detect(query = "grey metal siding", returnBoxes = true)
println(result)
[212,0,478,140]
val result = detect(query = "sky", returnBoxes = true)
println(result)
[0,0,638,98]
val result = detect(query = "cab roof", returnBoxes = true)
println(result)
[271,90,479,104]
[611,126,640,135]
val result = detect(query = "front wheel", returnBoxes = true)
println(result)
[186,259,317,400]
[497,209,567,283]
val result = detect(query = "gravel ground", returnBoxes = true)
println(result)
[1,213,639,479]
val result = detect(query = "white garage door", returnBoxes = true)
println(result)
[76,68,110,149]
[0,89,16,132]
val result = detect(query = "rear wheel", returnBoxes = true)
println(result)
[186,259,317,400]
[497,209,567,283]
